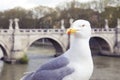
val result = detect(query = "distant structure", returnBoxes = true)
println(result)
[14,18,19,29]
[69,18,74,26]
[105,19,109,29]
[0,18,120,62]
[61,19,65,29]
[9,19,13,30]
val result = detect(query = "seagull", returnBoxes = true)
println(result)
[20,19,93,80]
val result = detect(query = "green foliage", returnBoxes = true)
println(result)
[18,54,28,64]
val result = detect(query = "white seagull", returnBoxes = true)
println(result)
[20,19,93,80]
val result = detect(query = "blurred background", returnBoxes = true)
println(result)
[0,0,120,80]
[0,0,119,29]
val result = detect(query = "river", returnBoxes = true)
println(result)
[0,45,120,80]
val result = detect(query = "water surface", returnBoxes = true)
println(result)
[0,46,120,80]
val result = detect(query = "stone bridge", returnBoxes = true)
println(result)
[0,18,120,61]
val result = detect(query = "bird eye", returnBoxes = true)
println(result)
[82,24,85,27]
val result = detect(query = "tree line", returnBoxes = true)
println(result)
[0,0,119,29]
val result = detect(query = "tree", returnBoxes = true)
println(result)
[101,6,120,27]
[32,6,55,19]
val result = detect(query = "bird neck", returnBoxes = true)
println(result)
[70,36,90,49]
[69,36,92,59]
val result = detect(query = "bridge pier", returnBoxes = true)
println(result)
[9,18,26,61]
[113,18,120,56]
[10,50,25,59]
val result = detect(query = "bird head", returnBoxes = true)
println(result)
[66,20,91,39]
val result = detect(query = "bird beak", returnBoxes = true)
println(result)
[66,28,77,35]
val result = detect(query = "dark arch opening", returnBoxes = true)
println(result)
[25,38,64,71]
[28,38,64,57]
[48,39,64,56]
[89,37,110,56]
[0,44,7,58]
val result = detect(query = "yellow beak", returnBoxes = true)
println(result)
[66,28,77,35]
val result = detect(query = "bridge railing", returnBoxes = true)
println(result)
[0,29,13,34]
[91,28,115,33]
[0,28,117,34]
[18,29,66,34]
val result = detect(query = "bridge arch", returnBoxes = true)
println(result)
[0,41,8,58]
[90,36,113,55]
[27,36,65,56]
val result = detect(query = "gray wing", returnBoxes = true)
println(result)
[31,66,74,80]
[37,56,69,71]
[22,56,74,80]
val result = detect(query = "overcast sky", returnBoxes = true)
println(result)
[0,0,94,11]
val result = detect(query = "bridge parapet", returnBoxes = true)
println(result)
[0,29,13,34]
[0,28,117,34]
[17,29,66,34]
[92,28,115,33]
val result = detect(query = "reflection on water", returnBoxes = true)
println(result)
[0,63,27,80]
[0,45,120,80]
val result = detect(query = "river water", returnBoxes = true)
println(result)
[0,45,120,80]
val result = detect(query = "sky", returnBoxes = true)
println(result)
[0,0,94,11]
